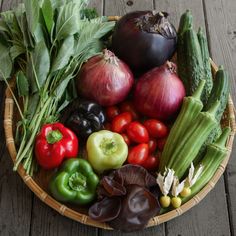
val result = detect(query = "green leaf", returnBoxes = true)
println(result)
[27,40,50,93]
[42,0,54,34]
[10,45,26,60]
[0,42,12,80]
[51,36,74,72]
[24,0,40,34]
[16,71,29,96]
[55,2,81,41]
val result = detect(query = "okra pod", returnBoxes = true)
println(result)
[159,80,205,173]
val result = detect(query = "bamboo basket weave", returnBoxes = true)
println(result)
[3,16,236,230]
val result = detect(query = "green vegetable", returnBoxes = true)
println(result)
[177,10,193,92]
[185,28,209,104]
[182,127,231,203]
[86,130,128,173]
[0,0,115,175]
[204,66,229,122]
[195,66,229,163]
[159,80,205,173]
[197,27,213,99]
[166,100,219,179]
[50,158,99,205]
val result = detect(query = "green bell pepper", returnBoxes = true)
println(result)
[49,158,99,205]
[86,130,128,173]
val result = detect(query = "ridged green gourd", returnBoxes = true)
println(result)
[184,28,210,105]
[177,10,193,93]
[197,27,213,100]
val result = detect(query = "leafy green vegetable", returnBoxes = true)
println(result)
[42,0,54,34]
[0,0,115,175]
[0,42,12,80]
[16,71,29,96]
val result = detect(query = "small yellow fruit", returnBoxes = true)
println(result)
[171,197,182,208]
[180,187,191,197]
[160,195,171,208]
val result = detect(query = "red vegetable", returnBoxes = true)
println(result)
[112,11,177,71]
[148,138,157,154]
[134,62,185,120]
[111,112,132,133]
[144,119,168,138]
[156,137,167,151]
[35,123,78,169]
[127,121,149,143]
[119,101,139,120]
[106,106,120,121]
[77,49,134,106]
[142,155,159,171]
[128,143,149,165]
[121,133,131,146]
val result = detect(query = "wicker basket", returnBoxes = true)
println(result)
[3,16,236,230]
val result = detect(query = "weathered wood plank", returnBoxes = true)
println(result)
[0,153,33,236]
[203,0,236,235]
[0,1,33,235]
[30,197,98,236]
[154,1,231,235]
[104,0,153,16]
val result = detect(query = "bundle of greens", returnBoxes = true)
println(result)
[0,0,115,175]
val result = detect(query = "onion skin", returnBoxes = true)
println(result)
[112,11,177,71]
[77,50,134,106]
[133,62,185,121]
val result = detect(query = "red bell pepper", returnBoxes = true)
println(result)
[35,123,79,169]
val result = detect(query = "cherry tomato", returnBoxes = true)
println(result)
[119,101,139,120]
[143,119,168,138]
[111,112,132,133]
[128,143,149,165]
[127,121,149,143]
[106,106,120,121]
[121,133,131,146]
[148,138,157,154]
[156,137,167,151]
[142,155,159,171]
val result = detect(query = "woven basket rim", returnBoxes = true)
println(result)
[3,16,236,229]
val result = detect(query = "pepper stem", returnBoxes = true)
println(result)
[46,130,63,144]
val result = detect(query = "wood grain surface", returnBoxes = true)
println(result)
[0,0,235,236]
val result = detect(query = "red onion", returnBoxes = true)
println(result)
[112,11,177,72]
[133,62,185,121]
[77,49,134,106]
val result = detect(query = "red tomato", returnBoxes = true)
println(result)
[128,143,149,165]
[156,137,167,151]
[143,119,168,138]
[119,101,139,120]
[121,133,131,146]
[111,112,132,133]
[148,138,157,154]
[142,155,159,171]
[106,106,120,121]
[127,121,149,143]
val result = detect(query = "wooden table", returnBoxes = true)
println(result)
[0,0,236,235]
